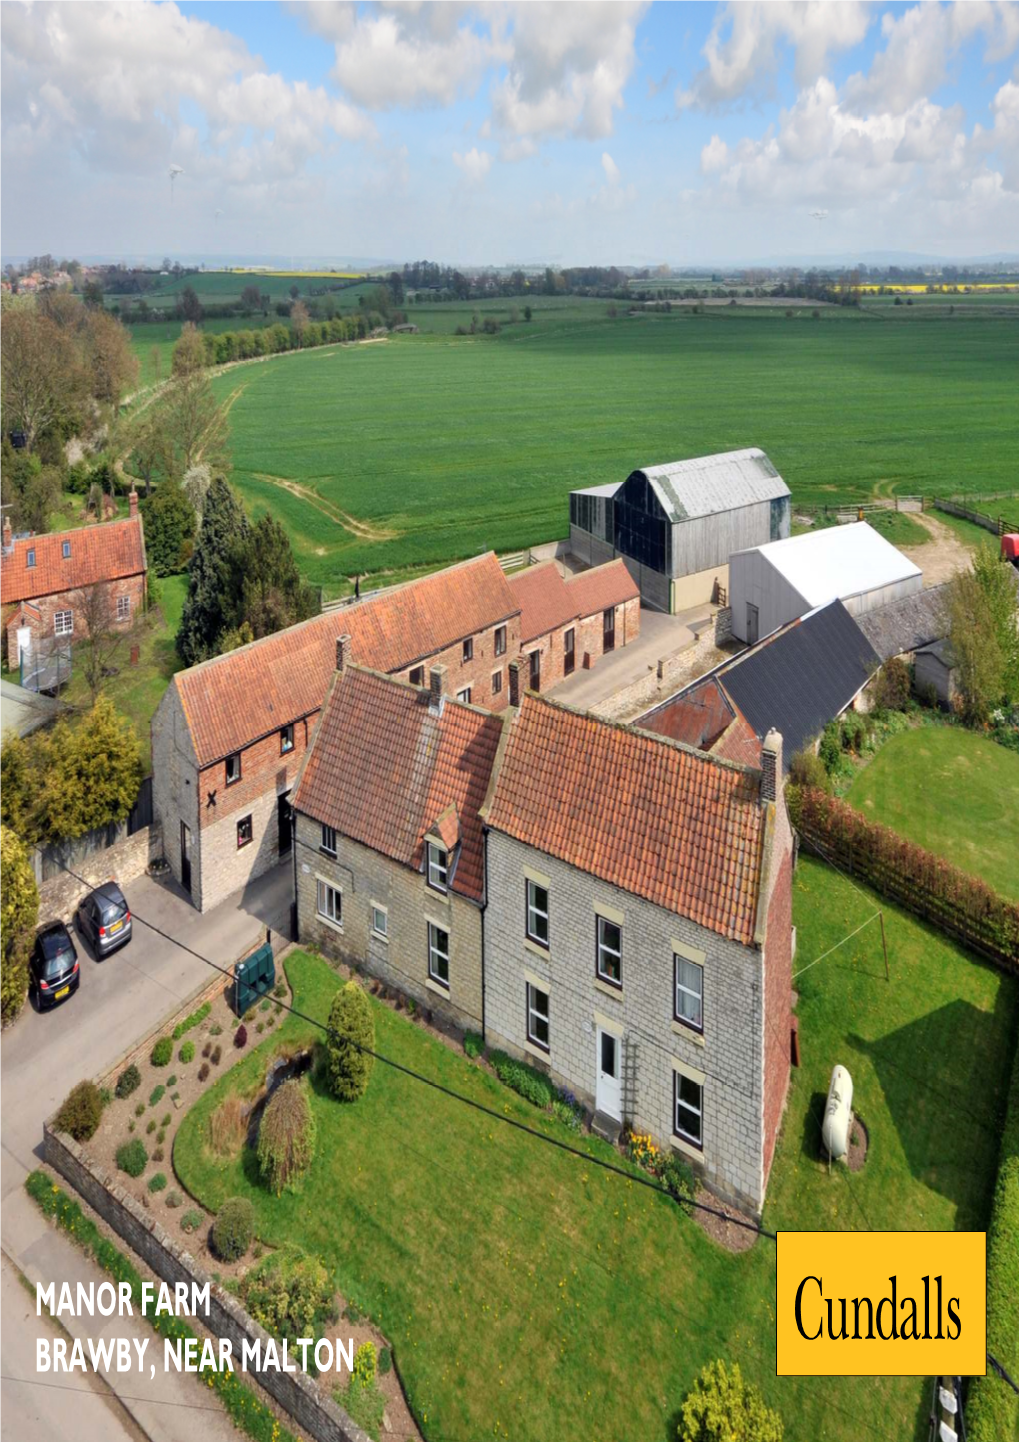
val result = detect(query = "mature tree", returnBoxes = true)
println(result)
[947,554,1018,723]
[142,484,196,575]
[222,513,318,641]
[177,285,203,324]
[38,697,142,843]
[71,585,136,705]
[176,477,249,665]
[1,826,38,1024]
[131,409,176,495]
[84,307,139,406]
[0,306,86,450]
[164,366,229,475]
[0,735,37,844]
[289,300,309,341]
[240,284,263,314]
[81,279,105,309]
[288,283,299,300]
[171,322,206,377]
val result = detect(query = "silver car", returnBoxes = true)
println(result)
[75,882,132,959]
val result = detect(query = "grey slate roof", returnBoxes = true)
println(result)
[629,448,790,522]
[857,583,950,661]
[916,638,957,669]
[0,678,63,748]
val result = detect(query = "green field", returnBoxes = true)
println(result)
[846,725,1019,899]
[195,303,1016,587]
[173,856,1016,1442]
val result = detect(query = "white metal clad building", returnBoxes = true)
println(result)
[569,448,791,612]
[728,521,923,644]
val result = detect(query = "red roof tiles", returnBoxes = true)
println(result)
[175,552,519,767]
[1,517,146,605]
[509,559,638,643]
[485,694,766,945]
[292,667,503,902]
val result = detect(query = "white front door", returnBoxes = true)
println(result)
[596,1027,622,1121]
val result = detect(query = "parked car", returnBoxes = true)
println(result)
[75,882,132,959]
[30,922,80,1010]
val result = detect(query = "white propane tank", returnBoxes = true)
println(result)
[822,1065,853,1163]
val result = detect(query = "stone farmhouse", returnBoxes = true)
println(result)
[482,683,793,1213]
[151,550,638,914]
[291,650,504,1034]
[507,557,639,691]
[1,494,147,671]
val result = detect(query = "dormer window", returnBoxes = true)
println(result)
[62,540,71,559]
[26,549,36,568]
[427,842,448,893]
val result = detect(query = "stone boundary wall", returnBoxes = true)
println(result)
[37,823,164,922]
[589,648,697,723]
[43,1121,372,1442]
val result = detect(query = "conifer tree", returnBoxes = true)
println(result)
[176,477,249,665]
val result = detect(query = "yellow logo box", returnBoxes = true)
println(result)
[777,1232,986,1376]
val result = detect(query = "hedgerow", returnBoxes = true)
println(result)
[488,1050,555,1109]
[172,1001,211,1041]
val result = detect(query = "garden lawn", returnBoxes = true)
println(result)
[174,867,1017,1442]
[845,725,1019,899]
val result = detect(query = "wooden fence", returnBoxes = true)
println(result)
[931,498,1014,537]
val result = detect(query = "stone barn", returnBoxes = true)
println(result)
[569,448,791,613]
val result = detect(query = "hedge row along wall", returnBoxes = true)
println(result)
[788,787,1019,972]
[965,1048,1019,1440]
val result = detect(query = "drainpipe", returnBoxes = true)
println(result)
[480,826,488,1045]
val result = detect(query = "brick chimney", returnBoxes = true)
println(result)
[2,514,11,550]
[508,660,521,709]
[761,729,783,804]
[429,664,447,715]
[335,633,351,673]
[128,488,139,519]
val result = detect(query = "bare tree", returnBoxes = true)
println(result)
[0,307,85,450]
[163,368,229,474]
[70,585,137,705]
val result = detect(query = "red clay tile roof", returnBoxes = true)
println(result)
[509,559,638,643]
[292,667,503,902]
[485,694,766,945]
[0,518,146,605]
[175,552,519,767]
[639,677,734,752]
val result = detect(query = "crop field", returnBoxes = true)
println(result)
[203,301,1017,588]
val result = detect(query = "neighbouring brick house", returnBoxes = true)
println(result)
[152,552,522,912]
[507,558,640,692]
[1,496,147,670]
[480,681,793,1213]
[290,648,504,1032]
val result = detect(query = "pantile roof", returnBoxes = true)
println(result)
[1,517,146,605]
[174,552,519,767]
[485,694,766,945]
[292,666,503,903]
[509,559,638,643]
[628,448,790,522]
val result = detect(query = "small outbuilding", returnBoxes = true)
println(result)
[914,639,959,709]
[728,521,922,645]
[569,448,791,613]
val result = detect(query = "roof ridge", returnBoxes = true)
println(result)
[344,660,503,723]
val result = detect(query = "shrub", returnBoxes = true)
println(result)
[161,1112,171,1127]
[148,1172,167,1193]
[202,1042,211,1058]
[150,1036,173,1067]
[167,1075,177,1087]
[787,748,827,792]
[210,1022,223,1037]
[180,1209,204,1235]
[817,723,842,775]
[678,1360,783,1442]
[260,998,271,1012]
[99,1087,113,1109]
[872,656,911,711]
[241,1247,337,1353]
[179,1041,195,1064]
[488,1050,554,1109]
[352,1340,376,1385]
[146,1119,156,1134]
[198,1063,210,1082]
[211,1045,222,1065]
[165,1190,182,1209]
[210,1197,255,1262]
[234,1025,247,1049]
[149,1084,165,1107]
[336,1377,385,1438]
[135,1101,145,1117]
[464,1031,484,1060]
[209,1093,247,1158]
[54,1081,104,1142]
[115,1140,148,1177]
[152,1147,164,1162]
[172,1001,211,1040]
[551,1099,581,1132]
[274,982,287,998]
[326,982,375,1102]
[377,1345,392,1375]
[115,1064,141,1099]
[257,1080,316,1194]
[661,1155,696,1215]
[156,1129,165,1144]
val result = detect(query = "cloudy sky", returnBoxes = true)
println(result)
[1,0,1017,266]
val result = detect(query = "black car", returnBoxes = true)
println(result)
[75,882,132,959]
[30,922,80,1010]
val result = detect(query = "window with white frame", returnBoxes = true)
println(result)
[491,669,502,696]
[225,752,241,785]
[409,666,425,686]
[457,687,471,704]
[320,823,337,856]
[494,625,506,657]
[54,610,73,637]
[116,594,130,620]
[62,540,71,559]
[525,879,549,948]
[596,916,622,987]
[27,549,36,569]
[674,1072,703,1148]
[371,904,388,939]
[236,815,253,849]
[317,879,342,926]
[674,954,704,1032]
[462,637,473,662]
[427,923,449,987]
[427,843,448,892]
[526,983,549,1051]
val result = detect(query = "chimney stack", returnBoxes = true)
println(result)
[761,729,783,804]
[128,488,139,519]
[508,660,521,709]
[429,664,447,714]
[335,633,351,673]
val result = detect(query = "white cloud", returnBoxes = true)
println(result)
[453,146,493,182]
[328,9,506,110]
[677,2,872,109]
[975,79,1019,191]
[700,134,729,173]
[601,152,621,184]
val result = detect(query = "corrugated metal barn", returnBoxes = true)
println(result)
[728,521,923,645]
[569,448,791,613]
